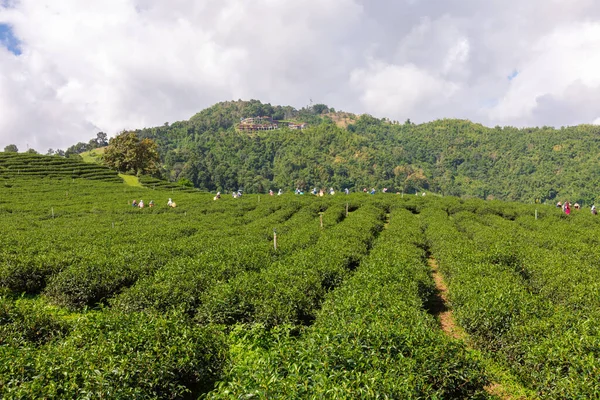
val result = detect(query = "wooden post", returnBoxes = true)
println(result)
[273,230,277,250]
[346,202,349,217]
[51,207,54,218]
[112,222,115,229]
[320,213,323,229]
[535,209,538,220]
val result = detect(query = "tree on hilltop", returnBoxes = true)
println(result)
[95,132,108,147]
[103,131,160,175]
[65,142,89,157]
[4,144,18,152]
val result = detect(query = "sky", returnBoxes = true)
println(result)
[2,0,600,152]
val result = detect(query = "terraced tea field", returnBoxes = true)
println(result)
[1,155,599,398]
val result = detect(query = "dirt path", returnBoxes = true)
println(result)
[427,256,525,400]
[427,257,465,340]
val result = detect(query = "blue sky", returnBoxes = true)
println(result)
[0,23,21,55]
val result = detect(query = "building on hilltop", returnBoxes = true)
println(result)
[237,116,308,132]
[288,123,308,130]
[238,116,279,132]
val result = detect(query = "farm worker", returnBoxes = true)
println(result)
[382,188,388,193]
[564,202,570,215]
[556,201,562,208]
[329,187,335,195]
[149,200,154,208]
[370,188,376,195]
[237,190,242,197]
[213,192,221,200]
[344,188,349,195]
[167,198,173,207]
[311,188,317,195]
[574,203,580,210]
[278,189,283,196]
[592,205,597,215]
[139,200,144,208]
[269,190,274,196]
[132,199,138,207]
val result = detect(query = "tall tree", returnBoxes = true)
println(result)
[3,144,18,152]
[103,131,159,175]
[96,132,109,147]
[65,142,89,157]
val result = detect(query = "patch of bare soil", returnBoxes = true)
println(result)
[427,257,465,340]
[428,257,521,400]
[325,112,356,128]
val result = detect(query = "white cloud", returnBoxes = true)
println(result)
[1,0,600,151]
[489,22,600,126]
[350,60,459,121]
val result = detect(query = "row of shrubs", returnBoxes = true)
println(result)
[111,201,328,315]
[207,206,490,398]
[138,176,199,192]
[0,297,227,398]
[423,199,600,398]
[197,203,383,327]
[0,153,121,183]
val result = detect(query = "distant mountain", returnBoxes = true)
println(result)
[121,100,600,205]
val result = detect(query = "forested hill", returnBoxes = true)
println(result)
[130,99,600,205]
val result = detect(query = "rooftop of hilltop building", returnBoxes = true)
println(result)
[237,116,308,132]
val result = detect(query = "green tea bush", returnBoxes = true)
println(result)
[0,297,70,347]
[0,310,227,399]
[208,207,490,399]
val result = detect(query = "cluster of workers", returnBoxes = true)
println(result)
[556,201,597,215]
[132,198,176,208]
[213,187,427,200]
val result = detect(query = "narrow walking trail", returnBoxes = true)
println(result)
[427,256,528,400]
[427,256,465,340]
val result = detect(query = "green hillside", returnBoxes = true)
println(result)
[1,173,600,398]
[126,100,600,205]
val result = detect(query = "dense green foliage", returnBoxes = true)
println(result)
[103,131,160,175]
[122,100,600,205]
[209,207,489,399]
[422,198,600,398]
[3,144,18,153]
[3,163,600,398]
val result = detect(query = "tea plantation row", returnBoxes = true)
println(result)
[1,175,598,398]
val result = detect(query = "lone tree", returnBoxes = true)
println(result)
[3,144,18,152]
[103,131,160,175]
